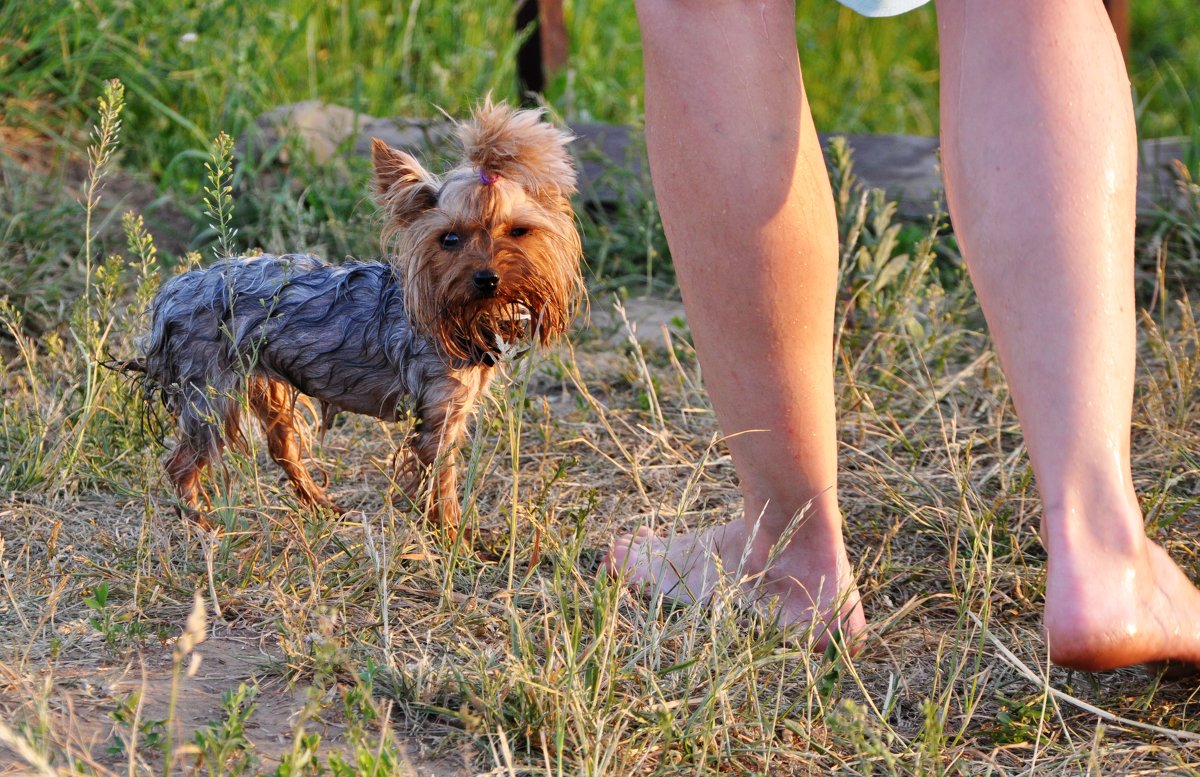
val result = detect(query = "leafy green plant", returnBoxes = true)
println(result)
[84,580,153,649]
[991,693,1044,745]
[192,683,260,776]
[83,582,116,645]
[108,691,168,757]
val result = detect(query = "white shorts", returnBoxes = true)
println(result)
[837,0,932,17]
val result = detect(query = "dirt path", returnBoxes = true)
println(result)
[0,635,466,775]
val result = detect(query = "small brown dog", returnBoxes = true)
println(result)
[131,101,583,533]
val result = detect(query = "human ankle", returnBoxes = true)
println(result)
[742,487,841,541]
[1040,495,1146,560]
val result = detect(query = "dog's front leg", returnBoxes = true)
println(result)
[409,404,466,537]
[409,372,488,537]
[164,385,237,528]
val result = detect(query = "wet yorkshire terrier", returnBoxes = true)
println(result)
[130,101,583,534]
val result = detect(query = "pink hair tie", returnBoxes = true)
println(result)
[478,168,498,186]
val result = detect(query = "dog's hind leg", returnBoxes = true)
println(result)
[164,443,210,512]
[163,387,232,522]
[248,376,340,512]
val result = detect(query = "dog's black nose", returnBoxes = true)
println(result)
[473,270,500,295]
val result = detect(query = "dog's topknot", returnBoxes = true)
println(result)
[457,99,576,200]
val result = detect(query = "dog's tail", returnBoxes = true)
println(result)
[101,353,154,404]
[103,356,147,375]
[101,354,172,444]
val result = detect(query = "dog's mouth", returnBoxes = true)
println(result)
[480,304,534,361]
[438,301,535,364]
[487,304,532,342]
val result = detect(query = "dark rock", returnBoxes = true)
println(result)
[241,102,1191,221]
[824,133,942,221]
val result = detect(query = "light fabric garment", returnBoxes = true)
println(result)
[837,0,932,17]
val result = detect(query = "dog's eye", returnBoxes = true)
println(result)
[509,227,529,238]
[440,232,461,249]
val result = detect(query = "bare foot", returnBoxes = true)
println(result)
[604,518,866,649]
[1045,528,1200,672]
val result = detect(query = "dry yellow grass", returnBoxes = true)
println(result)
[3,94,1200,777]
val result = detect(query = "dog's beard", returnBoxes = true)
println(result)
[440,298,529,360]
[426,283,565,361]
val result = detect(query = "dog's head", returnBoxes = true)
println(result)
[371,99,583,361]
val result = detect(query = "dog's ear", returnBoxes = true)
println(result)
[371,138,438,225]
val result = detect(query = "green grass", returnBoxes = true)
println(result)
[2,2,1200,774]
[3,0,1196,292]
[4,1,1197,170]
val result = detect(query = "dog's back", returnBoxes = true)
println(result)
[141,254,440,420]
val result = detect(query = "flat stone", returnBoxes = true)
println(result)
[239,102,641,204]
[587,295,688,349]
[238,101,456,168]
[241,102,1191,221]
[825,132,942,221]
[826,132,1192,219]
[1137,137,1191,212]
[570,122,648,205]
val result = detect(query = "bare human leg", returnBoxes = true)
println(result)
[937,0,1200,670]
[603,0,865,646]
